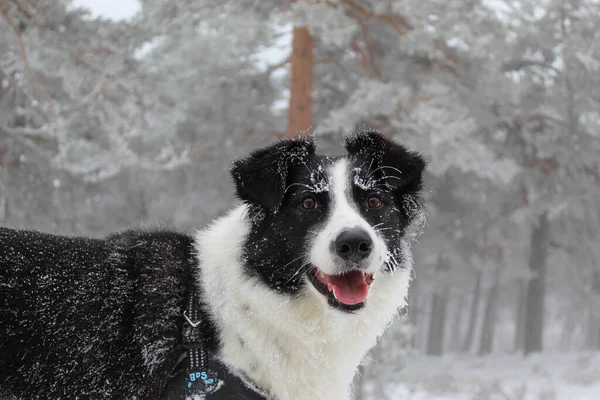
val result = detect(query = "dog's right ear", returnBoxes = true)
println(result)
[231,138,315,210]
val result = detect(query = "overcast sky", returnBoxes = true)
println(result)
[71,0,140,20]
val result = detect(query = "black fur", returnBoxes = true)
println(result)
[345,131,426,272]
[345,131,426,194]
[0,131,426,398]
[231,131,426,302]
[232,138,332,295]
[231,137,317,211]
[0,228,217,399]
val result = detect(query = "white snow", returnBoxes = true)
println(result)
[364,352,600,400]
[71,0,140,21]
[254,24,292,75]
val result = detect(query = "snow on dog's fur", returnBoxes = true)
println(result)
[0,131,425,400]
[197,132,426,400]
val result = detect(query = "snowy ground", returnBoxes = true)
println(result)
[364,352,600,400]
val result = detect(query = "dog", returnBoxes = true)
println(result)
[0,131,426,400]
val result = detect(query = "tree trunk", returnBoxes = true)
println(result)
[514,278,527,352]
[408,273,419,348]
[587,271,600,349]
[478,266,500,355]
[461,269,482,353]
[427,261,449,355]
[524,212,550,355]
[0,144,7,223]
[286,25,314,138]
[559,312,576,350]
[448,295,466,353]
[0,183,5,222]
[427,287,448,355]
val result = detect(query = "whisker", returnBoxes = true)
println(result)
[279,254,307,270]
[373,165,403,175]
[364,158,375,180]
[300,161,314,176]
[366,165,404,181]
[372,175,403,184]
[353,159,376,189]
[283,182,312,195]
[284,260,312,284]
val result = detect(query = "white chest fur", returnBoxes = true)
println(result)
[194,206,410,400]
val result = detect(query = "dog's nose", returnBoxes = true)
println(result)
[335,228,373,262]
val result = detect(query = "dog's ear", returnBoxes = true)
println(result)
[344,131,426,194]
[231,138,316,210]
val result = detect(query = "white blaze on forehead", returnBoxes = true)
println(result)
[308,158,388,276]
[329,158,364,225]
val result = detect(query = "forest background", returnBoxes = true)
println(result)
[1,1,599,398]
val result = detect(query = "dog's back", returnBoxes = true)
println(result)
[0,228,194,399]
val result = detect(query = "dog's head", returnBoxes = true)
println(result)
[231,132,426,312]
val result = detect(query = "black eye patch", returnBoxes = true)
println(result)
[345,131,426,196]
[350,165,405,193]
[231,138,316,211]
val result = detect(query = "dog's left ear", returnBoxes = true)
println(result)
[345,131,426,194]
[231,138,316,210]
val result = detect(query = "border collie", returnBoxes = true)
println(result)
[0,132,426,400]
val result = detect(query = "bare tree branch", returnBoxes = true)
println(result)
[502,59,562,75]
[265,54,291,76]
[0,1,54,106]
[355,15,383,81]
[338,1,466,85]
[340,0,413,35]
[0,122,51,160]
[0,122,52,140]
[314,56,348,73]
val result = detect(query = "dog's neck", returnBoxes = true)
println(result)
[194,206,410,400]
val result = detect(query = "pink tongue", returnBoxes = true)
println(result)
[329,271,369,305]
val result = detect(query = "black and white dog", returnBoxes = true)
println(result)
[0,132,426,400]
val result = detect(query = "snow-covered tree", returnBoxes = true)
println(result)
[2,1,599,398]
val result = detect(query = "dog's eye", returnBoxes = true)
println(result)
[300,196,318,210]
[366,195,383,209]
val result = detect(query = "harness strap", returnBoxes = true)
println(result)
[182,287,207,368]
[180,284,219,394]
[162,284,270,399]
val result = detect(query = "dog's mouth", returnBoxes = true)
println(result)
[307,267,375,312]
